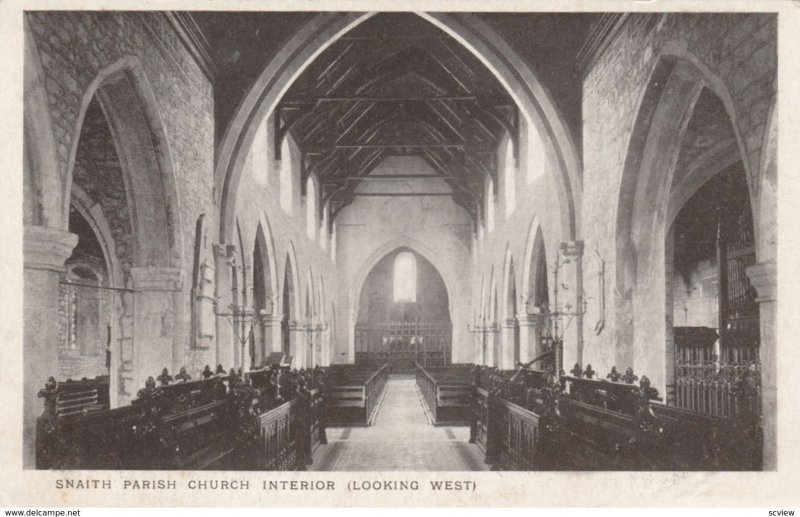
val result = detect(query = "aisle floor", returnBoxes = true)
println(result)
[310,375,488,471]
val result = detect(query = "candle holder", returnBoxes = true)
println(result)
[218,305,267,370]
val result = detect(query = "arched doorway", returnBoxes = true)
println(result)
[355,248,452,372]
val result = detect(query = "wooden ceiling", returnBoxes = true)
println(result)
[275,13,518,223]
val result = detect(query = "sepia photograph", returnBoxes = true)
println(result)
[5,0,797,508]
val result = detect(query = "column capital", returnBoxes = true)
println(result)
[130,266,183,292]
[560,240,584,258]
[746,260,776,303]
[260,315,284,326]
[516,313,541,326]
[23,225,77,272]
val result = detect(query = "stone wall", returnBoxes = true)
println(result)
[226,115,338,371]
[581,13,776,389]
[470,116,573,369]
[26,12,215,267]
[334,156,473,364]
[25,11,215,394]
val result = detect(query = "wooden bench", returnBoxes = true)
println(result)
[415,363,475,425]
[50,376,110,418]
[324,364,388,425]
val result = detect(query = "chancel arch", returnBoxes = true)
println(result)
[348,237,462,363]
[354,247,452,372]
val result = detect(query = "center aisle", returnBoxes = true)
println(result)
[310,375,488,471]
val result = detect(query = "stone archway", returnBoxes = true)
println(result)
[23,53,183,466]
[615,56,750,389]
[252,215,280,365]
[500,246,520,369]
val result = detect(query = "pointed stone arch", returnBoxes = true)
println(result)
[500,245,520,368]
[67,56,183,270]
[216,12,581,246]
[348,236,460,362]
[614,51,757,393]
[24,20,62,228]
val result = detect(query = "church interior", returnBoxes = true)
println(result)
[22,11,777,471]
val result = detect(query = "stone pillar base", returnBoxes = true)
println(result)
[23,225,77,469]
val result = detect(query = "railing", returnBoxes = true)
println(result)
[416,364,438,422]
[673,324,761,417]
[365,364,389,424]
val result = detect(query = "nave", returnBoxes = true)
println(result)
[22,11,777,472]
[311,375,486,471]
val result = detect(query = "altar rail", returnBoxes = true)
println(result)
[470,365,763,471]
[324,364,388,425]
[415,363,474,425]
[36,366,324,470]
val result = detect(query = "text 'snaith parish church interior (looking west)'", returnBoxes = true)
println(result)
[23,11,776,471]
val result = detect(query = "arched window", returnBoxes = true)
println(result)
[280,137,293,213]
[393,252,417,303]
[527,122,545,184]
[320,202,329,251]
[330,223,337,264]
[306,176,318,240]
[504,138,516,216]
[485,176,495,233]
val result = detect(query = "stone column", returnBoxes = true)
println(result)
[558,241,584,373]
[130,267,182,393]
[499,318,517,369]
[214,244,236,370]
[746,260,776,470]
[486,324,499,367]
[288,320,305,368]
[261,314,283,354]
[517,313,539,365]
[23,225,77,469]
[319,321,330,366]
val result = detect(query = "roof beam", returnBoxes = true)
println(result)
[285,95,478,103]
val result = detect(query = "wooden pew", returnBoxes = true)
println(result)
[36,368,249,470]
[50,375,110,418]
[469,363,762,471]
[415,363,474,425]
[235,366,326,470]
[324,364,388,425]
[471,366,562,470]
